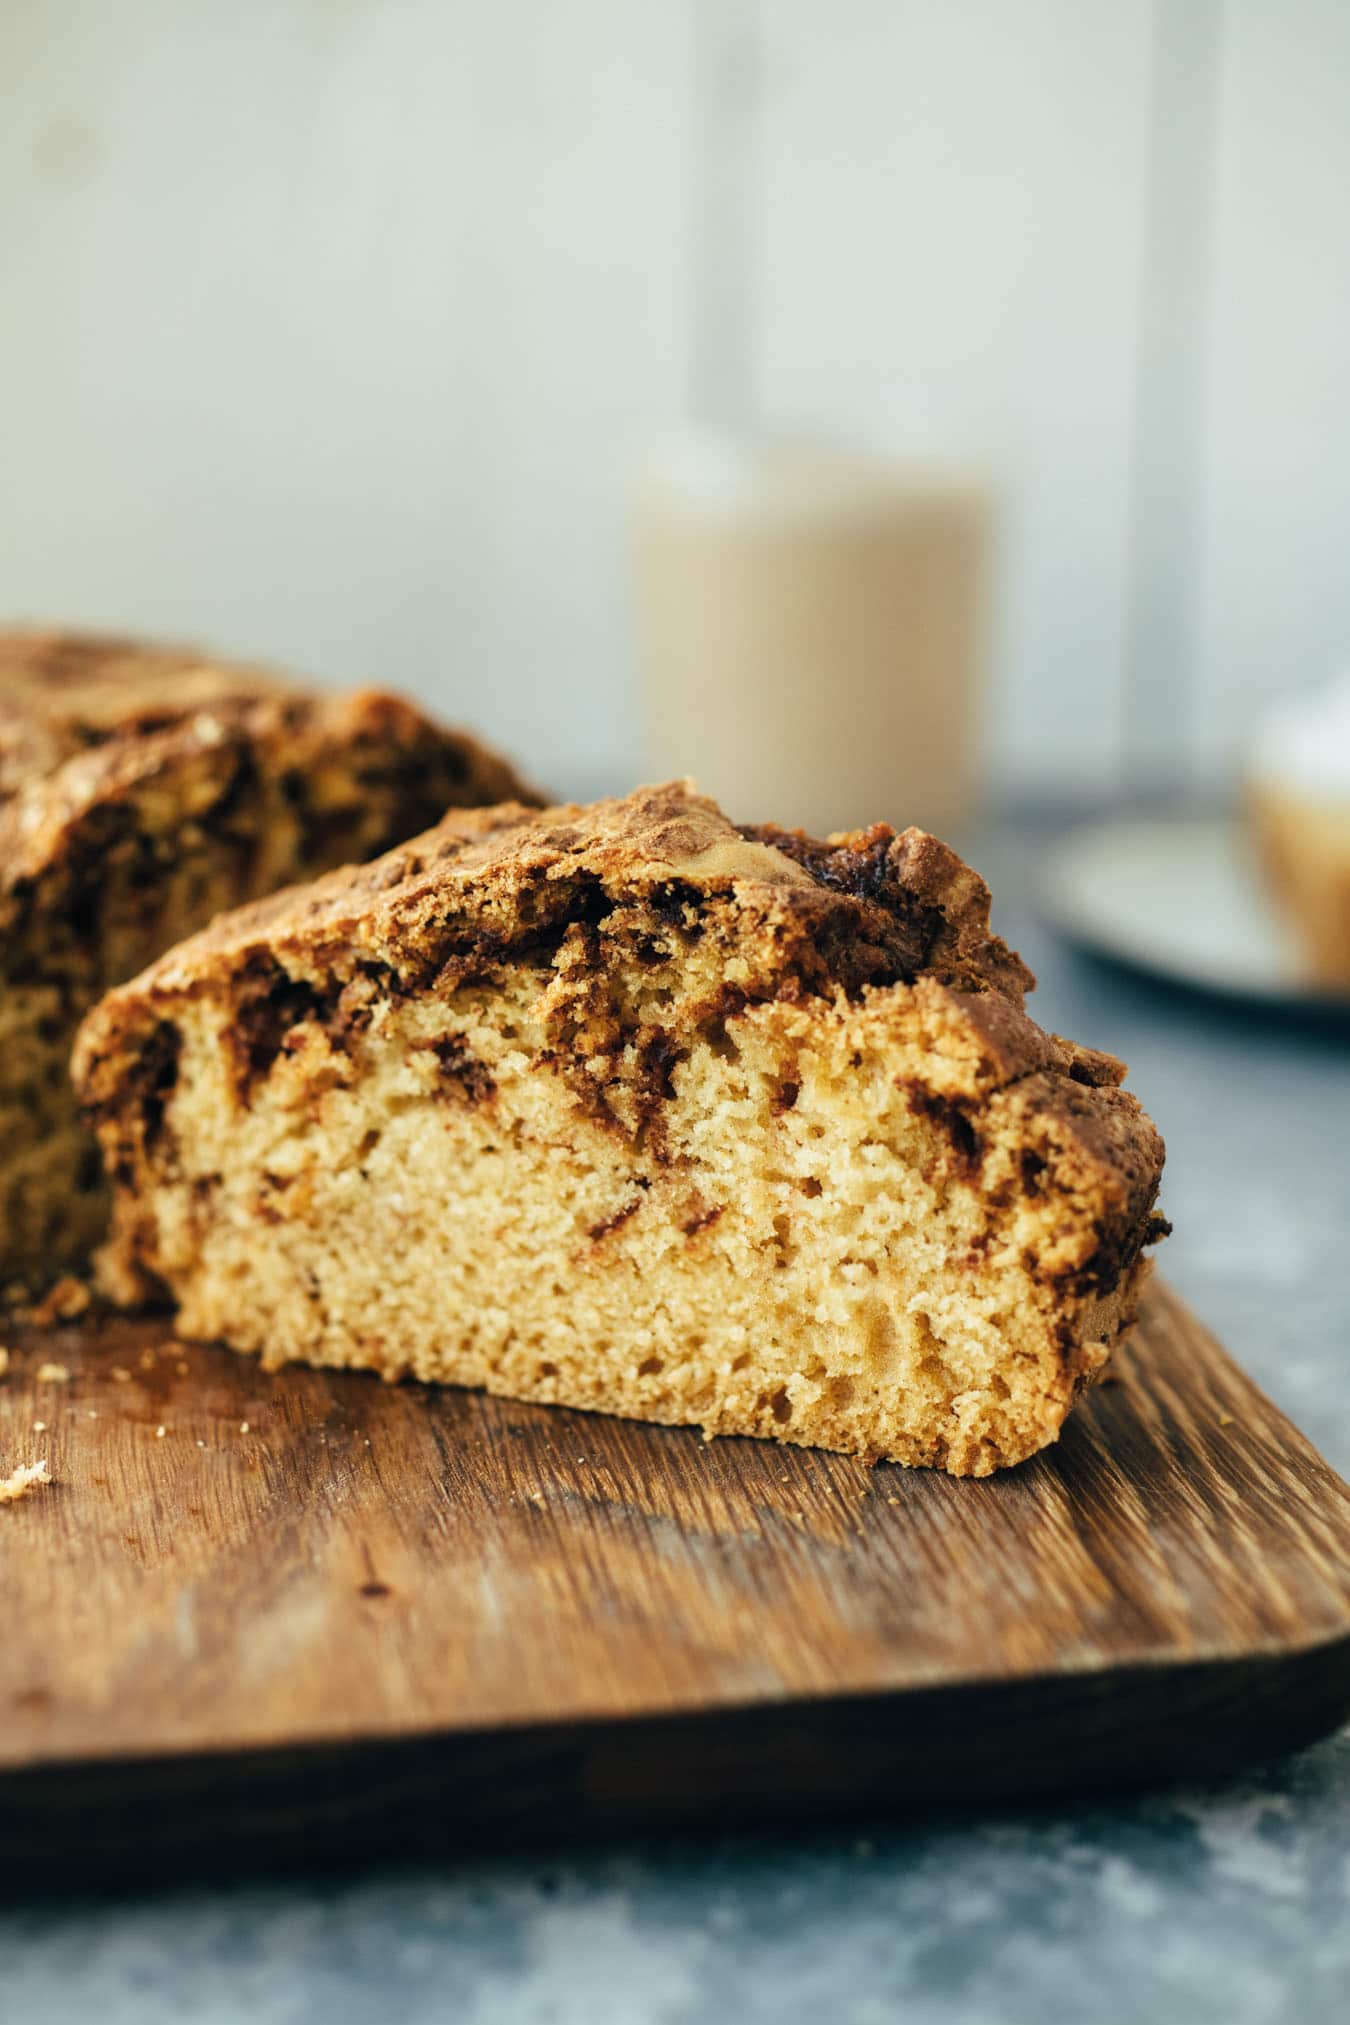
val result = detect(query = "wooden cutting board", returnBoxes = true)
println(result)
[2,1279,1349,1881]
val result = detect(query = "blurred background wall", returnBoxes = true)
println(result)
[1,0,1347,805]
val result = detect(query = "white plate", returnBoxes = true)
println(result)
[1043,815,1350,1014]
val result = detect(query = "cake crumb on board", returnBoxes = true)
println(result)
[0,1347,9,1378]
[30,1276,92,1327]
[0,1459,51,1504]
[36,1361,70,1384]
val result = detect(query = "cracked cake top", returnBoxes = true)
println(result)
[92,778,1037,1006]
[0,628,535,911]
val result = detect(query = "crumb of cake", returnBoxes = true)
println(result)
[30,1275,91,1327]
[110,1365,130,1382]
[35,1361,70,1383]
[0,1458,51,1504]
[239,1421,249,1434]
[0,1347,8,1377]
[33,1419,45,1432]
[155,1424,166,1438]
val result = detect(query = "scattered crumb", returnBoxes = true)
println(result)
[1219,1413,1235,1428]
[138,1349,158,1370]
[0,1347,8,1378]
[239,1421,249,1434]
[110,1366,131,1384]
[887,1496,899,1505]
[197,1440,206,1449]
[155,1425,166,1438]
[86,1410,97,1420]
[35,1362,70,1385]
[33,1420,46,1433]
[0,1459,51,1504]
[30,1276,91,1327]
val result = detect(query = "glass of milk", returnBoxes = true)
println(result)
[628,433,992,840]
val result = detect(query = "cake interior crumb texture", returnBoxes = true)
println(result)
[0,626,536,1282]
[0,1458,51,1504]
[76,782,1167,1475]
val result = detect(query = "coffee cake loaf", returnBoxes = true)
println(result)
[2,627,535,1282]
[74,782,1167,1474]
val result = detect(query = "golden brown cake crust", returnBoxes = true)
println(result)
[0,626,290,800]
[112,779,1036,1006]
[0,627,534,892]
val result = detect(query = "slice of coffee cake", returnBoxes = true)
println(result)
[1,627,536,1283]
[74,782,1166,1474]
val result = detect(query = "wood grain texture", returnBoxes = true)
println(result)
[1,1279,1349,1881]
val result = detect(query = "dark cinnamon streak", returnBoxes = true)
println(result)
[135,1021,182,1155]
[902,1082,984,1182]
[231,959,342,1101]
[586,1199,643,1244]
[422,1034,497,1106]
